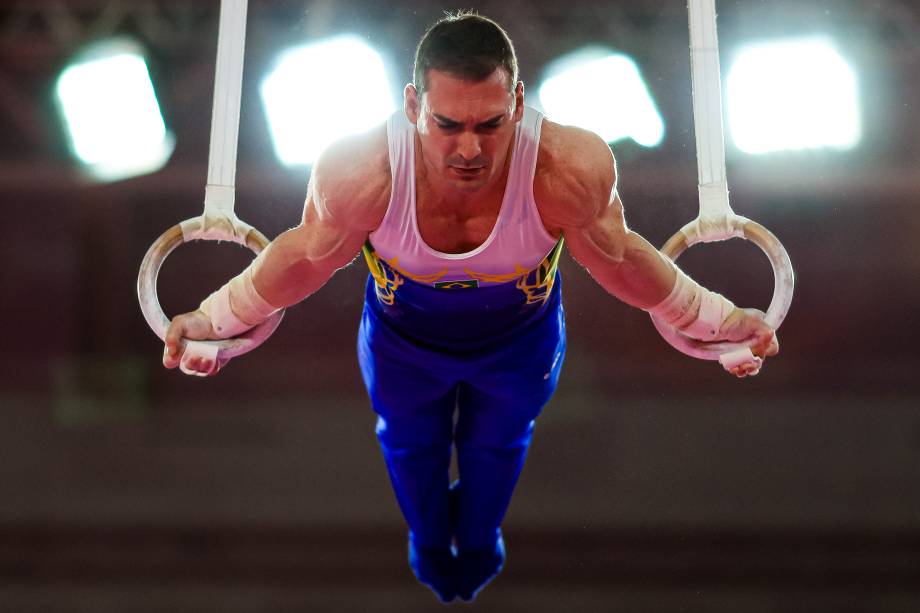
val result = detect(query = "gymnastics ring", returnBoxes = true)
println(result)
[137,215,284,360]
[649,215,794,361]
[137,0,283,367]
[649,0,795,370]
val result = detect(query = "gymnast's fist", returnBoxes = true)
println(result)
[713,307,780,377]
[162,309,222,375]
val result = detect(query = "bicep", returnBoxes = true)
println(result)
[563,190,629,272]
[294,131,387,272]
[248,195,367,308]
[558,176,675,308]
[296,186,369,274]
[249,182,370,306]
[538,124,677,308]
[249,129,387,306]
[539,124,626,267]
[552,134,629,273]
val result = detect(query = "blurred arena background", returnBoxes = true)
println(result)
[1,1,919,611]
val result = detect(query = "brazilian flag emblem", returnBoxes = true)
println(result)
[434,279,479,289]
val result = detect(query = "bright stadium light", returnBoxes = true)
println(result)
[261,35,396,166]
[55,40,174,182]
[726,37,861,154]
[537,47,664,147]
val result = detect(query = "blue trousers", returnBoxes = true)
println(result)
[357,275,566,550]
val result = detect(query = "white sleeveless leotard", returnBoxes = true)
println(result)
[368,106,557,288]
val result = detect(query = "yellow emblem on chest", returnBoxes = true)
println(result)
[361,238,565,304]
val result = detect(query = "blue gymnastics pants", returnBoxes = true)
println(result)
[356,285,566,550]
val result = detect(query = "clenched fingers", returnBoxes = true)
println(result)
[163,310,213,369]
[751,328,779,359]
[730,360,762,378]
[177,340,221,376]
[179,354,217,377]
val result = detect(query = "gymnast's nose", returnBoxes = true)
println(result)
[456,131,482,161]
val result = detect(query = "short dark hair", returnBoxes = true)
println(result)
[413,11,519,96]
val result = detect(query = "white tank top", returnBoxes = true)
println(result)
[368,106,558,287]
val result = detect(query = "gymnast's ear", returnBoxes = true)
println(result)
[512,81,525,122]
[405,83,420,125]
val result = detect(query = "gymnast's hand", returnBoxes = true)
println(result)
[162,309,223,375]
[710,307,779,377]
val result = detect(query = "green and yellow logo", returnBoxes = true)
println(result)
[434,279,479,290]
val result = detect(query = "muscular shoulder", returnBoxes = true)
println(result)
[310,122,391,231]
[534,119,617,231]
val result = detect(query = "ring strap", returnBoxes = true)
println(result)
[689,0,729,193]
[182,0,251,248]
[179,212,254,245]
[679,210,748,247]
[686,0,743,249]
[207,0,247,194]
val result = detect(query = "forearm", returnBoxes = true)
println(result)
[588,231,739,341]
[199,222,358,336]
[587,229,678,310]
[249,225,343,309]
[573,217,738,331]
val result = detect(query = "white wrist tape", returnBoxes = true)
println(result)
[199,267,280,339]
[228,267,281,324]
[646,267,735,341]
[199,284,251,338]
[681,285,735,340]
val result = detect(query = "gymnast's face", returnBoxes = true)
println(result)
[406,68,524,194]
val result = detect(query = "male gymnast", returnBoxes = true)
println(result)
[162,13,778,603]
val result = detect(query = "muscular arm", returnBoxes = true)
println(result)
[537,123,676,309]
[536,122,778,373]
[250,127,390,308]
[163,125,389,371]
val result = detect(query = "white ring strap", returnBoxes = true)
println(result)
[689,0,728,193]
[207,0,247,199]
[180,0,251,246]
[686,0,743,247]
